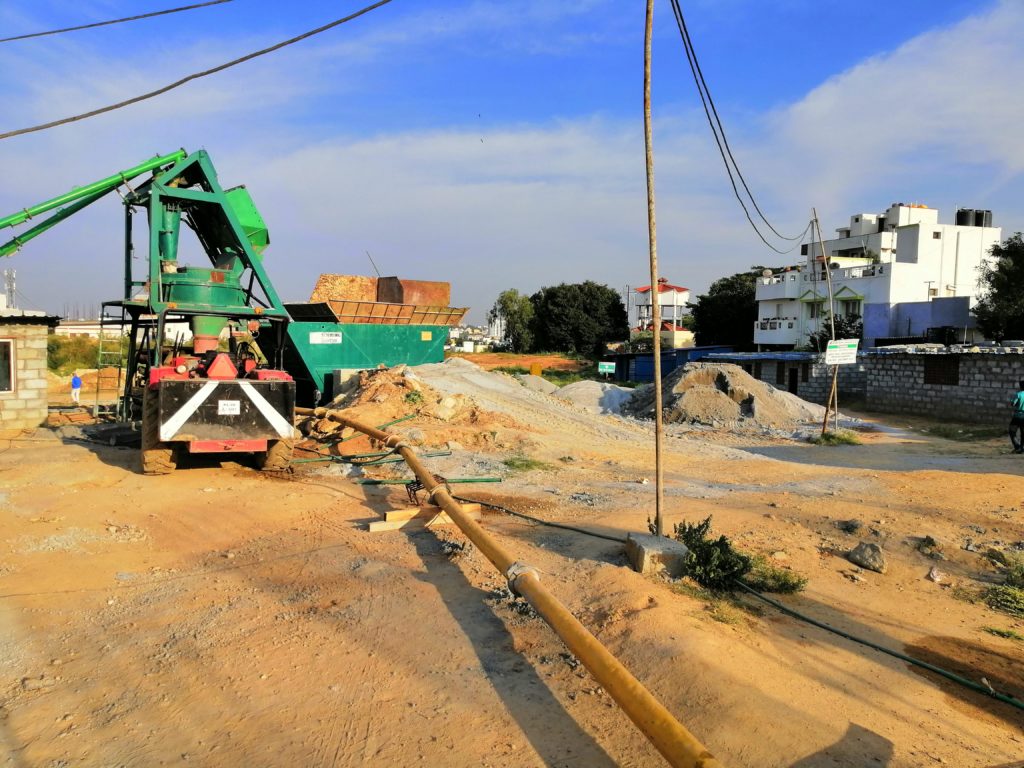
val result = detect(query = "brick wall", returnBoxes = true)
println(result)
[865,352,1024,424]
[0,324,50,430]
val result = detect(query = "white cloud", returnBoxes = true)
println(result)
[0,0,1021,322]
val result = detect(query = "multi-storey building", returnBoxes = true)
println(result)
[754,203,1002,348]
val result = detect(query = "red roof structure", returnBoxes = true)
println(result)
[635,277,689,294]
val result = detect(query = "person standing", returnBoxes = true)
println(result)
[1010,380,1024,453]
[70,371,82,406]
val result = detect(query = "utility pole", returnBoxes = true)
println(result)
[643,0,665,537]
[813,210,839,437]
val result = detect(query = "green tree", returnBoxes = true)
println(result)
[487,289,534,352]
[529,281,628,357]
[973,233,1024,341]
[808,313,863,353]
[690,266,776,350]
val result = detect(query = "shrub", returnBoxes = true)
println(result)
[672,516,751,590]
[808,430,861,446]
[47,335,100,374]
[742,555,808,594]
[502,456,551,472]
[985,585,1024,618]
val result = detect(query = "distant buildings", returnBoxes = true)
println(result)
[631,278,694,349]
[754,203,1002,348]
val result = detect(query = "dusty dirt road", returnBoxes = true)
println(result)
[3,359,1023,767]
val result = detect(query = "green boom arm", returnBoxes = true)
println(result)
[0,149,187,258]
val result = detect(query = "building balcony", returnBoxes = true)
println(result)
[755,273,801,300]
[753,318,801,346]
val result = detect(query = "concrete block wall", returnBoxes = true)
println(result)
[742,360,867,405]
[0,325,50,430]
[865,352,1024,424]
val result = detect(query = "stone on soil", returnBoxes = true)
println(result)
[847,541,887,573]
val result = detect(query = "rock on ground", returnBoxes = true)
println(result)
[847,541,887,573]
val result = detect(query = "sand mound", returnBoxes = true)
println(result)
[302,365,533,450]
[624,362,825,429]
[515,373,558,395]
[555,380,635,414]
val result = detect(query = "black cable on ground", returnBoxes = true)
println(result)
[732,580,1024,712]
[451,492,1024,713]
[0,0,394,140]
[0,1,233,44]
[452,494,629,544]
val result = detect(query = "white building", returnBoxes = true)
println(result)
[632,278,694,348]
[754,204,1002,348]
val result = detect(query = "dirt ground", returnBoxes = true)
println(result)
[3,359,1023,767]
[446,352,584,372]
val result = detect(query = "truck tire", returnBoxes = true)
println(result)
[141,389,177,475]
[257,438,293,472]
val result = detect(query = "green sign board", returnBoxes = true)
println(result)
[598,361,615,374]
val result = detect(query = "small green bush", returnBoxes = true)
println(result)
[404,390,423,405]
[808,430,861,446]
[982,626,1024,641]
[672,516,751,590]
[502,456,551,472]
[985,585,1024,618]
[742,555,808,594]
[1002,554,1024,589]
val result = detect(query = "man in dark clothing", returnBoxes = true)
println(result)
[1010,380,1024,453]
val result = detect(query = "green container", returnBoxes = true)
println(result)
[278,322,448,405]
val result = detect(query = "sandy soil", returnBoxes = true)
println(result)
[446,352,584,372]
[2,360,1023,767]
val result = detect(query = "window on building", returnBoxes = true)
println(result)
[933,231,942,239]
[775,363,785,386]
[801,362,809,382]
[800,244,808,256]
[808,302,825,319]
[923,355,959,386]
[841,299,862,317]
[0,340,12,393]
[754,362,763,379]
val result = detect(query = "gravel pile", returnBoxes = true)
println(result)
[624,362,825,428]
[554,380,635,415]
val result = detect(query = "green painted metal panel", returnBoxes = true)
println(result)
[278,322,447,404]
[225,186,269,255]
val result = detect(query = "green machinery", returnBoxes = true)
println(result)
[0,149,454,471]
[0,150,296,473]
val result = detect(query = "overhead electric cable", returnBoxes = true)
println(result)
[0,0,234,44]
[0,0,394,141]
[668,0,808,254]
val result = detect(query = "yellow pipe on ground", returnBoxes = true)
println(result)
[296,406,723,768]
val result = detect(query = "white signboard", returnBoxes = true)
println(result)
[825,338,860,365]
[217,400,241,416]
[309,331,343,345]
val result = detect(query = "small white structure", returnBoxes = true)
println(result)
[754,204,1002,348]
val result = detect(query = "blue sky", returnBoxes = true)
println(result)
[0,0,1021,321]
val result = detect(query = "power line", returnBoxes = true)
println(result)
[0,0,394,141]
[0,1,235,44]
[668,0,807,254]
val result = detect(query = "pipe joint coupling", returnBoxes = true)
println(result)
[505,561,539,596]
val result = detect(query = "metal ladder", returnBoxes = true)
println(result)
[93,305,127,418]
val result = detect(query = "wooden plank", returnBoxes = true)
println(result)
[368,508,481,532]
[383,503,481,522]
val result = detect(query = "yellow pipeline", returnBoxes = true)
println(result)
[297,407,723,768]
